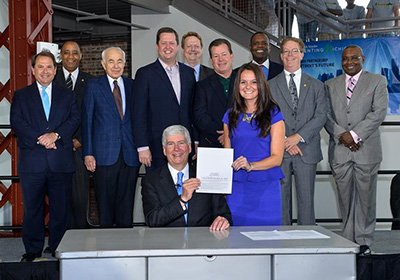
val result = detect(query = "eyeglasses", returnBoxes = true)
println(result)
[282,48,302,55]
[342,56,362,63]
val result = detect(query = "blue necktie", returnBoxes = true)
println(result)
[262,65,269,79]
[41,86,50,120]
[176,171,188,224]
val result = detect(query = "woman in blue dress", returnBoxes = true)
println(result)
[223,63,285,226]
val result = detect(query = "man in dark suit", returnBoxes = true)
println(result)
[82,47,139,228]
[325,45,388,255]
[54,41,93,229]
[194,38,237,148]
[134,27,196,170]
[181,31,214,82]
[10,51,80,261]
[269,37,327,226]
[141,125,232,229]
[250,32,283,80]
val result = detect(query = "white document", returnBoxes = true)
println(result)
[241,230,330,240]
[196,147,233,194]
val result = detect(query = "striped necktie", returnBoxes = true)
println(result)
[66,73,73,90]
[347,77,356,104]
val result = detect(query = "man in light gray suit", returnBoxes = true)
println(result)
[325,45,388,256]
[269,37,327,225]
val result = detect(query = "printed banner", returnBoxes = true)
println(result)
[302,37,400,115]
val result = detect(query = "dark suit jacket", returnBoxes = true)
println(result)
[193,71,237,147]
[199,65,214,81]
[10,82,80,173]
[54,68,93,141]
[141,164,232,227]
[82,75,139,167]
[133,60,196,162]
[268,60,284,80]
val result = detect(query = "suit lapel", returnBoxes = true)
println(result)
[335,75,348,107]
[155,60,179,105]
[160,165,181,202]
[210,75,228,107]
[297,74,309,110]
[276,73,295,110]
[30,83,49,124]
[99,75,121,119]
[122,77,131,122]
[348,71,365,106]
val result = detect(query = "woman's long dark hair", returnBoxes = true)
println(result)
[228,63,279,138]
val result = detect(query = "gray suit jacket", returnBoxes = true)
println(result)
[325,71,388,164]
[269,71,327,164]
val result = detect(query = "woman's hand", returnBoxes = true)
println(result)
[232,156,253,172]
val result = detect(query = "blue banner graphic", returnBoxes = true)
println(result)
[302,37,400,115]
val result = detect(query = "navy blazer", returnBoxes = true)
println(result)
[268,60,284,80]
[82,75,139,167]
[133,60,196,161]
[54,68,93,141]
[193,71,237,147]
[141,164,232,227]
[10,82,80,173]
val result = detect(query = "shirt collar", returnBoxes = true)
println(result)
[284,68,302,77]
[159,58,179,70]
[36,81,52,92]
[252,59,270,69]
[62,67,79,80]
[168,163,189,184]
[106,75,122,86]
[346,70,362,83]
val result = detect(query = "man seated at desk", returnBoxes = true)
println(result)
[141,125,232,230]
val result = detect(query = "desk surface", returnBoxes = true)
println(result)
[56,225,358,258]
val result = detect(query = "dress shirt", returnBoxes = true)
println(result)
[168,163,190,186]
[106,75,126,114]
[36,81,52,106]
[345,70,363,143]
[159,59,181,103]
[192,64,201,82]
[62,67,79,90]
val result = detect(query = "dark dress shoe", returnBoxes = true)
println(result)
[43,246,52,254]
[20,252,42,262]
[359,245,372,256]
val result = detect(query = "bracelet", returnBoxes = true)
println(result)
[179,196,188,204]
[54,132,61,140]
[247,162,254,172]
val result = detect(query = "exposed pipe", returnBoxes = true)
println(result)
[52,3,149,29]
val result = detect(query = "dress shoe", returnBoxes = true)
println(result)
[20,252,42,262]
[43,246,52,254]
[359,245,372,256]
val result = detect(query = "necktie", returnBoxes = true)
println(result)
[66,73,73,90]
[166,66,181,104]
[41,86,50,120]
[347,77,356,104]
[289,73,298,113]
[113,80,123,119]
[261,65,269,79]
[176,171,188,224]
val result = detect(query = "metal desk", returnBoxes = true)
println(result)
[57,225,358,280]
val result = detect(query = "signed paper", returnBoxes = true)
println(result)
[241,230,330,241]
[196,147,233,194]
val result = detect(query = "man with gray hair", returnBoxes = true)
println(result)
[141,125,232,229]
[82,47,139,228]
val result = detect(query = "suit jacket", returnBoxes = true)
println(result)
[82,75,139,167]
[325,71,388,164]
[269,71,327,164]
[54,68,93,141]
[10,82,80,173]
[268,60,284,80]
[193,71,237,147]
[199,64,214,81]
[133,60,196,161]
[141,164,232,227]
